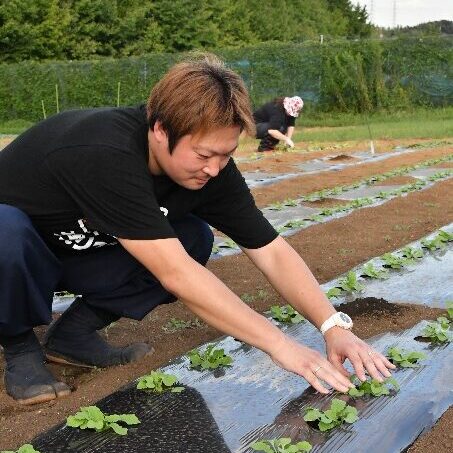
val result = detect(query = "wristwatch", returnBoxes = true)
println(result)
[320,312,353,335]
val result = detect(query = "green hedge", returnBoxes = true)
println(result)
[1,37,452,122]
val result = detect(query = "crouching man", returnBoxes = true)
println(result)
[0,55,394,405]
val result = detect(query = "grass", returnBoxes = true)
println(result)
[294,107,453,143]
[1,107,452,143]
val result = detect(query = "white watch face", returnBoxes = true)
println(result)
[339,312,352,324]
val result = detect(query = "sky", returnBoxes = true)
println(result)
[354,0,453,28]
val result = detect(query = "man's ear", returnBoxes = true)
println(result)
[153,120,168,144]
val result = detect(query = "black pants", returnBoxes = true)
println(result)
[255,122,286,151]
[0,204,213,337]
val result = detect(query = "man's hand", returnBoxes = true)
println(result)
[324,327,396,382]
[285,137,295,148]
[269,336,355,394]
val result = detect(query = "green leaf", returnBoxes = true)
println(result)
[330,398,347,413]
[109,422,128,436]
[303,408,322,421]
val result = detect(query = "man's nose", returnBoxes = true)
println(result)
[203,157,221,177]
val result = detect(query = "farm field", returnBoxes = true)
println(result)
[0,135,452,452]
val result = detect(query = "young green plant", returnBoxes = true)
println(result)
[136,371,184,393]
[66,406,140,435]
[420,317,451,344]
[386,347,426,368]
[1,445,41,453]
[303,398,358,432]
[348,375,399,397]
[188,344,233,370]
[251,438,312,452]
[268,304,305,324]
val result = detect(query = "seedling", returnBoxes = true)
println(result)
[1,445,40,453]
[446,301,453,320]
[348,376,399,397]
[188,344,233,370]
[326,287,342,299]
[338,271,364,293]
[251,438,312,452]
[66,406,140,435]
[137,371,184,393]
[268,304,305,324]
[400,246,424,260]
[303,398,358,432]
[421,230,453,251]
[386,347,426,368]
[162,317,203,333]
[420,317,451,344]
[381,253,411,269]
[284,219,306,229]
[360,263,389,279]
[220,238,237,249]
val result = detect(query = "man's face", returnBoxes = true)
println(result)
[148,124,240,190]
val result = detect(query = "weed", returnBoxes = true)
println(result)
[66,406,140,435]
[268,305,305,324]
[251,438,312,452]
[188,344,233,370]
[162,318,203,333]
[326,287,342,299]
[303,398,358,432]
[137,371,184,393]
[386,347,426,368]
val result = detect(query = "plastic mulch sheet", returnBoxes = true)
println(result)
[31,321,452,453]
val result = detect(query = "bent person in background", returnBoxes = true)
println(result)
[253,96,303,151]
[0,54,394,405]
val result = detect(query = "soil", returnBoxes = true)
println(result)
[0,140,452,451]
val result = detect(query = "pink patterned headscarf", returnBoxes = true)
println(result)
[283,96,304,117]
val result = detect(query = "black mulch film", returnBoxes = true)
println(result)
[31,321,452,452]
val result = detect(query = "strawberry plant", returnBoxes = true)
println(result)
[360,263,389,279]
[303,398,358,431]
[66,406,140,435]
[348,376,399,397]
[420,317,451,344]
[221,238,237,249]
[386,347,426,368]
[251,438,312,452]
[421,230,452,251]
[268,305,305,324]
[338,271,364,293]
[188,344,233,370]
[1,445,40,453]
[136,371,184,393]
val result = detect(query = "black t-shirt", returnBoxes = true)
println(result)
[0,105,277,254]
[253,101,296,130]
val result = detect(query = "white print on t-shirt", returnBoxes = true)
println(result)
[160,206,168,216]
[54,219,116,250]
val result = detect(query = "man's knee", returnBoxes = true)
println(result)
[172,215,214,265]
[0,205,36,259]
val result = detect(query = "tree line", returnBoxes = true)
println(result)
[0,0,371,63]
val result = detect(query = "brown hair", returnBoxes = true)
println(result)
[146,53,255,152]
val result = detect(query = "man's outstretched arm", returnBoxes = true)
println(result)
[119,236,354,394]
[242,235,395,383]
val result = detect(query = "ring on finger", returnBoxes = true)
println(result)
[313,365,323,376]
